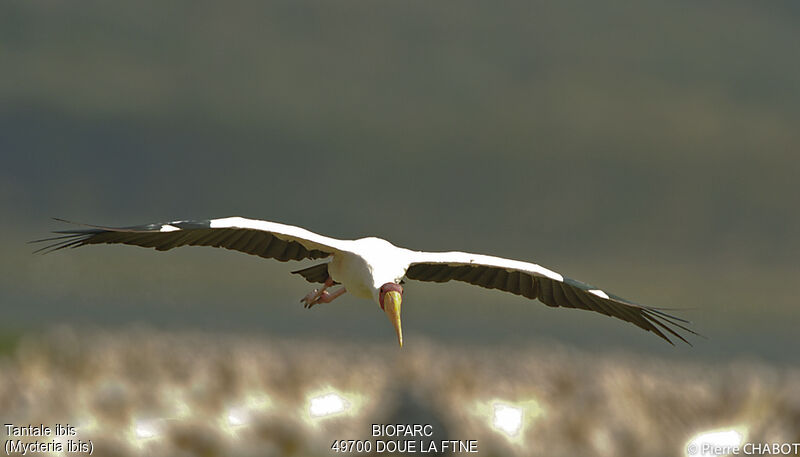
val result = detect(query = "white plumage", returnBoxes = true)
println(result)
[34,216,696,346]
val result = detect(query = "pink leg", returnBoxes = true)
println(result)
[301,278,335,308]
[304,286,347,309]
[315,287,347,305]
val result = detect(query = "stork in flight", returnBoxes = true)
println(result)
[34,217,695,347]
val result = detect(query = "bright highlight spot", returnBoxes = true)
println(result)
[301,387,364,425]
[309,393,350,417]
[134,419,162,439]
[222,393,271,431]
[129,418,167,450]
[227,406,249,426]
[492,403,523,437]
[474,397,545,445]
[686,426,747,457]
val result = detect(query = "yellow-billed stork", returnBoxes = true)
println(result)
[34,217,696,347]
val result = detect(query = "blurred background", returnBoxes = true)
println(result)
[1,1,799,455]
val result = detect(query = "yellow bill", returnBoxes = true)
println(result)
[383,290,403,347]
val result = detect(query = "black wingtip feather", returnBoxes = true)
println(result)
[646,313,692,346]
[30,232,92,254]
[566,278,697,345]
[646,308,693,324]
[30,219,107,254]
[28,234,77,244]
[647,311,701,337]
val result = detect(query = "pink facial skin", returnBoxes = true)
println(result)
[379,283,403,310]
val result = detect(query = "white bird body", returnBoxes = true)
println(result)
[35,216,696,346]
[210,217,411,301]
[328,238,412,301]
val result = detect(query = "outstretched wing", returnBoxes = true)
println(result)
[32,216,345,262]
[405,251,696,345]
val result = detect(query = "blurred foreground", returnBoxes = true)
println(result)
[1,327,798,457]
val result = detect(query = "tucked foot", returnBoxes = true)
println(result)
[301,289,321,308]
[300,278,335,309]
[302,286,347,309]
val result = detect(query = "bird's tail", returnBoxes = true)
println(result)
[291,263,335,284]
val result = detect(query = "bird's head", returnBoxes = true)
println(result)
[379,283,404,347]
